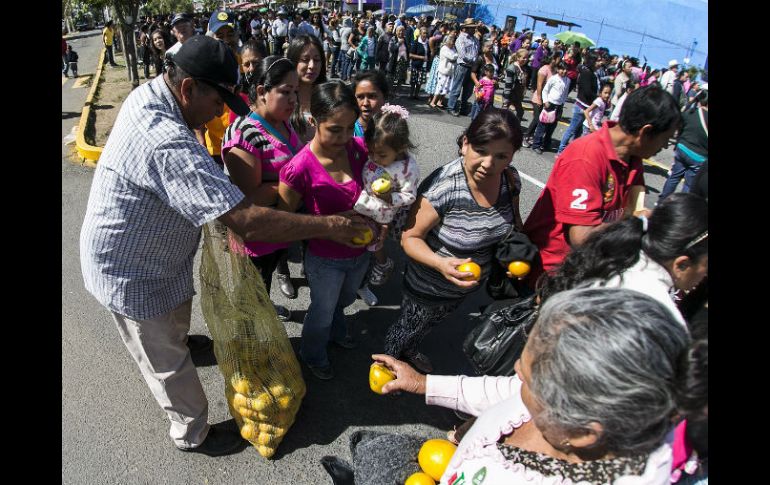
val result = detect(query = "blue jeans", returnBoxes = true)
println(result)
[469,100,488,120]
[105,44,116,65]
[447,64,472,114]
[338,52,351,80]
[300,249,371,367]
[532,104,563,150]
[659,149,704,200]
[557,104,585,154]
[330,45,340,76]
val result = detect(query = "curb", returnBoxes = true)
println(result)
[75,47,106,164]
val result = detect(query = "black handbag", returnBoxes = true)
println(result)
[486,168,539,300]
[462,295,538,376]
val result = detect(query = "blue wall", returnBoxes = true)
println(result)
[394,0,708,73]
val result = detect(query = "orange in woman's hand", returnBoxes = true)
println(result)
[456,262,481,281]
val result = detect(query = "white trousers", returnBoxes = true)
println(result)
[111,300,209,448]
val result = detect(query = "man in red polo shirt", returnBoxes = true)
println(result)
[523,84,681,285]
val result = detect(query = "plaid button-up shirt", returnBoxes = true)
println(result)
[80,76,245,320]
[456,31,479,66]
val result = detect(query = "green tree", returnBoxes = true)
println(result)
[78,0,141,86]
[201,0,220,13]
[142,0,194,16]
[687,65,699,82]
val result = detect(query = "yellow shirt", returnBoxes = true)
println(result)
[204,49,240,156]
[103,27,114,47]
[204,108,231,156]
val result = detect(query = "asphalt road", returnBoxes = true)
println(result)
[62,31,676,484]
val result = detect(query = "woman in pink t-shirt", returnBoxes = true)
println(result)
[524,52,561,145]
[222,56,304,322]
[278,81,372,380]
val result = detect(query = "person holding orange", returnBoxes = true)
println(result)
[368,287,692,485]
[277,81,371,381]
[383,108,524,373]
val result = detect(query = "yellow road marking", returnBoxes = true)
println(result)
[643,158,669,170]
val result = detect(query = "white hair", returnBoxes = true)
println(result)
[528,287,690,455]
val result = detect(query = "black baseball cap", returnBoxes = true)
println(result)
[170,13,192,26]
[172,36,249,116]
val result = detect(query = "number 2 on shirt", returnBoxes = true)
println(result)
[570,188,588,210]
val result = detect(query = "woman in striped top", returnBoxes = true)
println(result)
[222,56,303,322]
[383,108,525,373]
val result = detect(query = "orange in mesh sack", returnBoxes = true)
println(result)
[200,222,306,458]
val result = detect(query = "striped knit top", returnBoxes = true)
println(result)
[404,157,521,303]
[221,113,304,257]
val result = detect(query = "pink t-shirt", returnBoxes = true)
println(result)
[531,65,553,105]
[222,112,304,257]
[280,137,368,259]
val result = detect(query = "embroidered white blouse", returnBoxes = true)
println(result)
[425,374,674,485]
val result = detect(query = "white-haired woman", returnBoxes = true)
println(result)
[368,287,691,484]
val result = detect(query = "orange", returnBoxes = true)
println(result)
[417,439,457,481]
[352,227,374,245]
[456,262,481,281]
[369,363,396,394]
[404,471,436,485]
[240,421,258,441]
[507,260,531,277]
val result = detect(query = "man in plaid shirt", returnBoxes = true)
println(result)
[80,36,368,457]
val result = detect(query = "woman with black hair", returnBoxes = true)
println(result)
[287,34,327,145]
[149,28,172,77]
[221,56,303,323]
[277,81,371,380]
[538,192,708,325]
[383,108,525,373]
[351,70,389,145]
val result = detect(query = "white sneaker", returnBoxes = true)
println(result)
[357,285,378,306]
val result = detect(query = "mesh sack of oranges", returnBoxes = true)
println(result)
[199,222,306,458]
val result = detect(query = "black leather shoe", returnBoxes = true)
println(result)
[186,335,213,354]
[176,427,247,457]
[274,304,292,322]
[276,273,297,299]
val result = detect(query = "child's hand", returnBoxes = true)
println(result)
[374,191,393,204]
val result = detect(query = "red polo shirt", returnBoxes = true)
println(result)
[523,121,645,281]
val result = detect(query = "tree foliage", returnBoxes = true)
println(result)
[142,0,194,16]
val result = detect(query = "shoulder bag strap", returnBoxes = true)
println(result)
[697,106,708,138]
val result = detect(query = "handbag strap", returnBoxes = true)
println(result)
[502,167,522,234]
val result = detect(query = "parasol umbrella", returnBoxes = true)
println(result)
[554,31,595,48]
[372,9,386,16]
[405,4,437,15]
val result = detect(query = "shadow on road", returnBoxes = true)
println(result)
[62,111,82,120]
[272,241,488,458]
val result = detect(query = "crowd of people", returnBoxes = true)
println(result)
[78,7,708,484]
